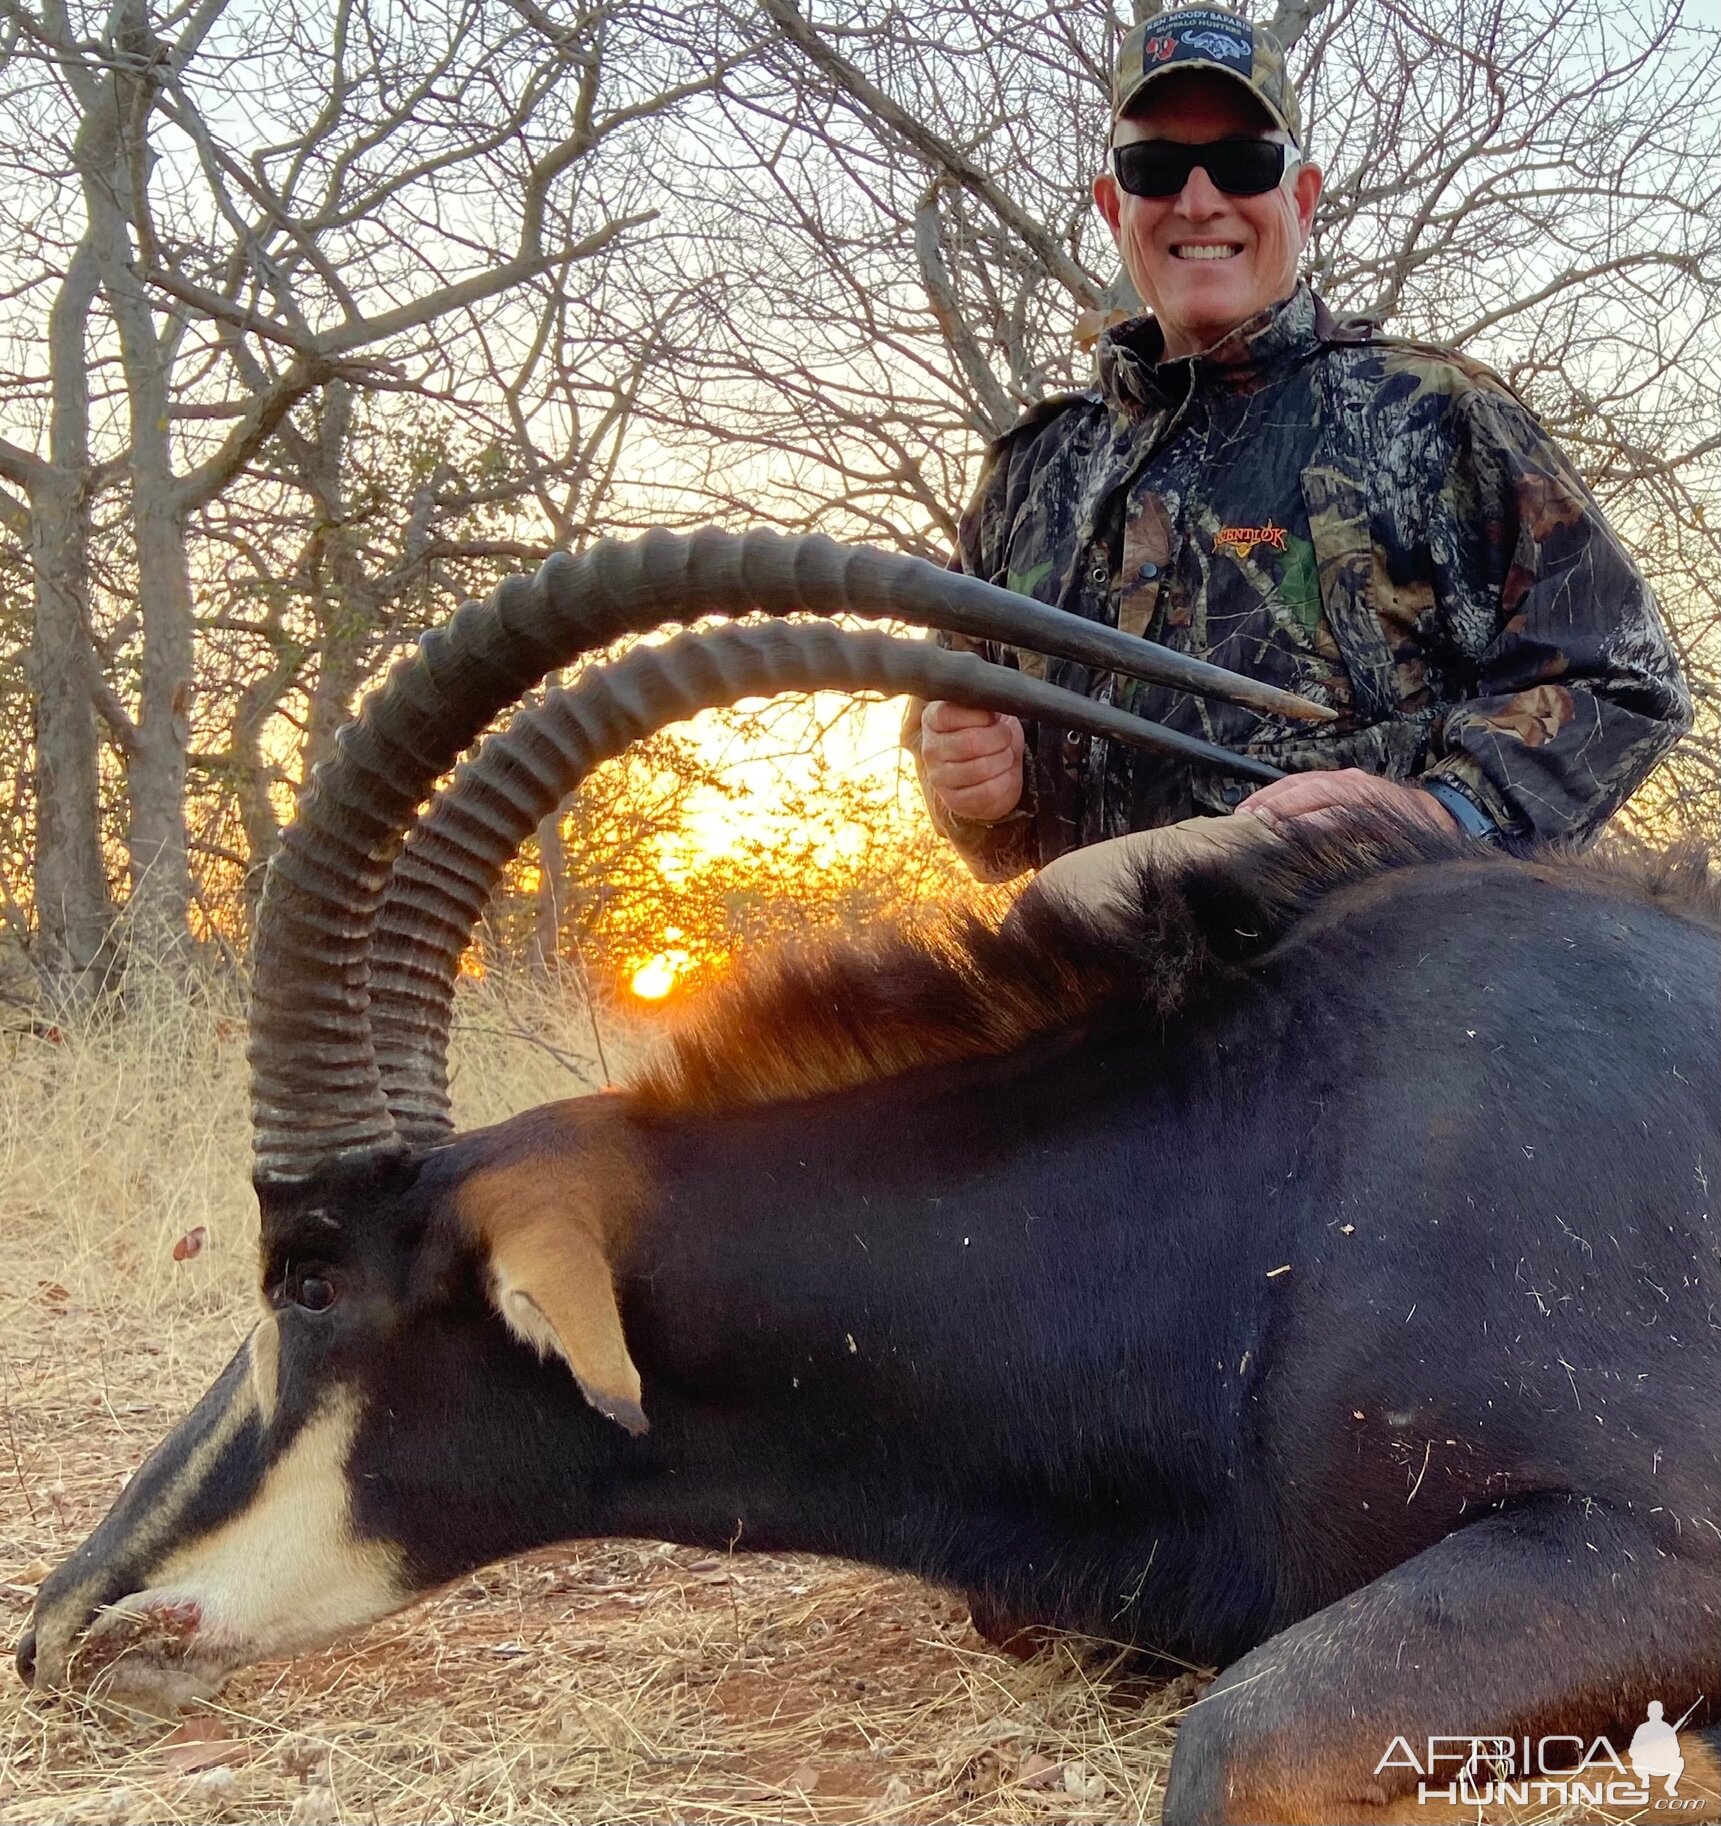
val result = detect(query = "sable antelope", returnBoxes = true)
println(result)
[17,530,1721,1825]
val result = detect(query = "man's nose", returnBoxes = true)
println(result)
[1174,165,1228,217]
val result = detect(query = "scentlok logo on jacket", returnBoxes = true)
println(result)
[1214,520,1288,559]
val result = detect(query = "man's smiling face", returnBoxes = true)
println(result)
[1093,70,1322,359]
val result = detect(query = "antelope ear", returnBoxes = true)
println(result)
[460,1164,648,1436]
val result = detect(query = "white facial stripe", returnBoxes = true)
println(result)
[36,1338,265,1681]
[250,1312,281,1424]
[137,1390,406,1663]
[129,1345,261,1563]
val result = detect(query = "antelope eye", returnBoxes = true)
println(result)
[297,1274,336,1312]
[286,1271,337,1313]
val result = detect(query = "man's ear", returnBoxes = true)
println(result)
[1094,169,1124,241]
[1291,159,1322,241]
[460,1161,647,1436]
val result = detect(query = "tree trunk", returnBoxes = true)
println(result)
[121,426,197,961]
[78,0,196,963]
[531,802,569,983]
[230,661,293,926]
[31,471,114,1012]
[297,384,387,780]
[30,240,115,1015]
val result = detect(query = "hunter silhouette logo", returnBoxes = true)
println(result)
[1381,1699,1702,1811]
[1214,520,1288,561]
[1631,1701,1685,1796]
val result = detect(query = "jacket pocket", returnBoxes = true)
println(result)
[1301,461,1398,723]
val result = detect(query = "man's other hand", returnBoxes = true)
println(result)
[1239,767,1459,835]
[920,701,1026,823]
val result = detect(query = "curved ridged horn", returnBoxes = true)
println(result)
[367,619,1290,1146]
[249,527,1321,1182]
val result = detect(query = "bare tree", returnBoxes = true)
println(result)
[0,0,744,998]
[1,219,116,1009]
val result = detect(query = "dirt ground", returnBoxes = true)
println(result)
[0,989,1196,1824]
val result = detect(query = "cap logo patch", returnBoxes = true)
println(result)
[1144,10,1257,77]
[1214,520,1288,560]
[1113,8,1300,147]
[1183,28,1251,61]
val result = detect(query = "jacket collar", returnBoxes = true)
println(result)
[1097,281,1335,416]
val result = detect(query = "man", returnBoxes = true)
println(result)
[908,6,1690,886]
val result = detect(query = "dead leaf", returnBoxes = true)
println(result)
[171,1226,208,1263]
[1062,1759,1106,1803]
[1073,305,1134,350]
[14,1556,51,1585]
[186,1767,239,1803]
[1016,1751,1060,1789]
[279,1737,331,1781]
[287,1785,340,1826]
[38,1281,69,1312]
[158,1716,249,1776]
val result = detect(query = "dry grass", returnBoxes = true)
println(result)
[0,969,1192,1824]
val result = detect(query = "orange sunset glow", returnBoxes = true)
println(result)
[341,682,982,1002]
[630,932,695,999]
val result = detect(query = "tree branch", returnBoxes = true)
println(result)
[175,355,346,512]
[1268,0,1331,55]
[756,0,1103,307]
[320,211,654,356]
[0,438,45,495]
[913,185,1018,438]
[90,675,139,756]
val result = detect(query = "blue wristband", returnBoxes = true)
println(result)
[1422,779,1501,842]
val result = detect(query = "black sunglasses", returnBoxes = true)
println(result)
[1111,138,1296,199]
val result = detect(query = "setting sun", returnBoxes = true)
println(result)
[630,947,693,1000]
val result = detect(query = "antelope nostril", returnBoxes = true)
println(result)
[15,1627,37,1687]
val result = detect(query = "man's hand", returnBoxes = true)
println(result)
[1239,767,1459,836]
[919,701,1026,823]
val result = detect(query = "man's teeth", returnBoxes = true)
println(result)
[1172,245,1243,260]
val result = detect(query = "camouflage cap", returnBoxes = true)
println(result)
[1112,8,1302,147]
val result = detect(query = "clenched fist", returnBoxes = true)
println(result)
[919,700,1026,823]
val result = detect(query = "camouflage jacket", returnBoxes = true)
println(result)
[906,283,1692,882]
